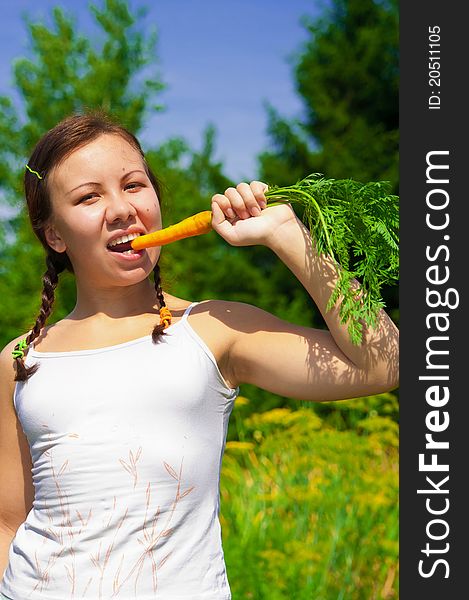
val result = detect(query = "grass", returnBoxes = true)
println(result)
[220,396,398,599]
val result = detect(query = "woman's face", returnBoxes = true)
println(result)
[45,133,162,288]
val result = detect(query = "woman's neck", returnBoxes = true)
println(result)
[68,277,160,321]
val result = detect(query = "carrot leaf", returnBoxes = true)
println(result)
[265,173,399,346]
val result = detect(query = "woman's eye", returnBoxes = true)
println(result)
[126,182,143,191]
[77,183,143,203]
[79,193,96,203]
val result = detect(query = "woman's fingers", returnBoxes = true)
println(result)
[223,186,250,219]
[210,198,229,225]
[211,193,237,221]
[250,181,268,208]
[212,181,268,221]
[210,199,242,242]
[235,182,261,217]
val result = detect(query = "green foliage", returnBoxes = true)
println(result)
[221,394,398,598]
[0,0,165,343]
[305,392,399,431]
[265,174,398,344]
[259,0,399,191]
[16,0,162,146]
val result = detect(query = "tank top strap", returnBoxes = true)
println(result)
[180,301,201,323]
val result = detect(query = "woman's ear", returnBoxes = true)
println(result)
[44,224,67,253]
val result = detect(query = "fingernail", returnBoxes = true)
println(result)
[259,200,267,209]
[250,206,261,216]
[227,208,236,219]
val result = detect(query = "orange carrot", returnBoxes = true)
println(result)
[131,210,213,250]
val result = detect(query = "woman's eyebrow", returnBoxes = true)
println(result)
[66,169,147,195]
[121,169,147,181]
[66,181,101,195]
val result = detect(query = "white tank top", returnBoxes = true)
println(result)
[0,302,239,600]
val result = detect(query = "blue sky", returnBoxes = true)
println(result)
[1,0,324,182]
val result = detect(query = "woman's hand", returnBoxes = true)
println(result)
[211,181,299,247]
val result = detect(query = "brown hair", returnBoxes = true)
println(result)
[14,110,170,381]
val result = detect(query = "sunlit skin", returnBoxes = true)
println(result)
[44,134,163,322]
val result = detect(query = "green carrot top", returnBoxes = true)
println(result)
[264,173,399,346]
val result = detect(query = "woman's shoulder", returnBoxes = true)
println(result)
[0,332,33,392]
[186,298,240,327]
[186,298,274,346]
[188,298,277,329]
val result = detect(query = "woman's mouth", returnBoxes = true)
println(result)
[107,240,134,253]
[106,232,145,257]
[107,231,142,251]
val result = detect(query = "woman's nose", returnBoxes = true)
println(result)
[105,192,137,223]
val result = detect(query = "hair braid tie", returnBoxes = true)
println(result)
[159,306,172,330]
[12,339,29,360]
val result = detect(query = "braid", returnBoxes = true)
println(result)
[151,262,172,342]
[13,253,64,382]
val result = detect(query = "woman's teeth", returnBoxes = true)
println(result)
[107,232,141,248]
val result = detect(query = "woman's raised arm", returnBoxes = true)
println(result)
[210,182,399,402]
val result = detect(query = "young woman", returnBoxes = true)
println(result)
[0,112,399,599]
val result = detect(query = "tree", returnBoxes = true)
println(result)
[259,0,399,327]
[0,0,164,342]
[259,0,399,191]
